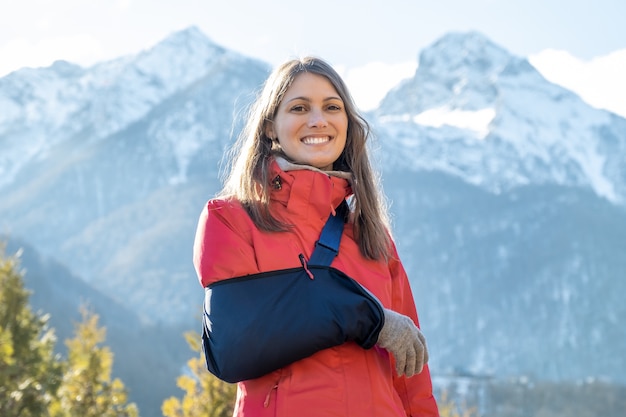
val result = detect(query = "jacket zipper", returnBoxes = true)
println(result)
[298,253,315,279]
[263,382,279,407]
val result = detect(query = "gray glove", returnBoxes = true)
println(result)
[377,308,429,377]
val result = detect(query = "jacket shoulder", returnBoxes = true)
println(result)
[202,197,256,235]
[206,197,243,212]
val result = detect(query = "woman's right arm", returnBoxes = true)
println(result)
[193,199,259,287]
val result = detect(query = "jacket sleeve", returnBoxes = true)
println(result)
[193,199,259,287]
[387,242,440,417]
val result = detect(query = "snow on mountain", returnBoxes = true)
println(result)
[0,60,85,185]
[0,26,240,188]
[0,26,271,325]
[375,31,626,205]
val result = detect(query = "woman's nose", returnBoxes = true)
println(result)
[308,109,328,128]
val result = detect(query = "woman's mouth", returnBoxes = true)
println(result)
[301,136,331,144]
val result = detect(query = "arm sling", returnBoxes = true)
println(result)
[201,201,385,383]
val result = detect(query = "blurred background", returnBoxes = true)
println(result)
[1,1,625,416]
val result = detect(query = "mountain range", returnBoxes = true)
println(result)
[1,26,624,416]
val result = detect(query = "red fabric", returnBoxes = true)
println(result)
[193,160,439,417]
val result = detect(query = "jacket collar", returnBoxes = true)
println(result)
[273,156,353,182]
[269,156,352,221]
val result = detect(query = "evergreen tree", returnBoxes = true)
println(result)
[0,245,63,417]
[49,306,139,417]
[162,331,236,417]
[0,243,62,417]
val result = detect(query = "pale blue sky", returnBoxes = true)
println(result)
[1,0,625,111]
[1,0,624,71]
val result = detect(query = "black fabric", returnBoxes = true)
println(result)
[202,266,384,383]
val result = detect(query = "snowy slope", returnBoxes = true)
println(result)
[0,26,247,187]
[374,32,626,205]
[0,27,271,322]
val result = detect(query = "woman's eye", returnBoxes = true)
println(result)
[290,105,307,112]
[327,104,342,111]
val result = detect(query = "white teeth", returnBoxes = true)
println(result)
[302,136,330,144]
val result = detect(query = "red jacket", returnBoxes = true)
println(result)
[193,161,439,417]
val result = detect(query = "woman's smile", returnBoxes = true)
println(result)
[301,135,332,145]
[267,72,348,171]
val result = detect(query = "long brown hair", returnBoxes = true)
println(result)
[220,56,391,260]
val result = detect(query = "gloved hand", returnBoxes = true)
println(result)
[377,308,429,377]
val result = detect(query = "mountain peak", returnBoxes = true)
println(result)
[139,26,223,63]
[377,31,527,114]
[374,31,626,205]
[48,60,84,76]
[421,31,516,83]
[424,31,510,66]
[157,26,216,50]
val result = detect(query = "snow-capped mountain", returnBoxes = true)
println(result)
[0,26,257,187]
[375,31,626,205]
[373,31,626,385]
[1,27,625,416]
[0,26,270,321]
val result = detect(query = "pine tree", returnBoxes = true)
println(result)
[0,245,63,417]
[49,306,139,417]
[162,331,236,417]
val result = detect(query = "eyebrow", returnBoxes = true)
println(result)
[285,96,343,103]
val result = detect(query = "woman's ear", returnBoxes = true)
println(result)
[264,123,275,140]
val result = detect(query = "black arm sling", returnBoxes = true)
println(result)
[201,201,385,383]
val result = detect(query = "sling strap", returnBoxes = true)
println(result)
[308,200,349,267]
[201,198,385,383]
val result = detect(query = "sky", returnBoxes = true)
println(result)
[1,0,626,113]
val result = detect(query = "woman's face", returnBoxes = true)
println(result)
[267,72,348,171]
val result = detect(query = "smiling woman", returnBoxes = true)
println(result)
[192,56,439,416]
[265,72,348,171]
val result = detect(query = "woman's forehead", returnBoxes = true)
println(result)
[281,73,340,100]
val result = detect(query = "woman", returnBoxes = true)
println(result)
[193,56,439,416]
